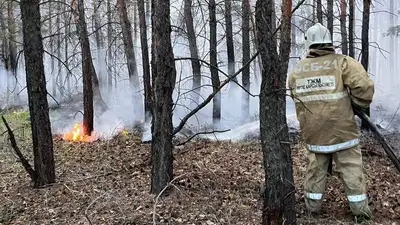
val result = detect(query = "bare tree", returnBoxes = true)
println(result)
[93,0,105,87]
[117,0,143,122]
[361,0,371,129]
[316,0,322,23]
[107,0,113,93]
[7,0,18,103]
[209,0,221,126]
[48,2,57,98]
[241,0,250,121]
[20,0,56,187]
[327,0,333,40]
[184,0,202,105]
[75,0,98,135]
[340,0,348,55]
[150,0,177,195]
[349,0,355,58]
[64,0,71,95]
[256,0,296,223]
[224,0,235,79]
[138,0,152,122]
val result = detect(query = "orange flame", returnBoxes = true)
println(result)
[63,123,97,142]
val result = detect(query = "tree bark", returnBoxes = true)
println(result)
[150,0,176,195]
[340,0,348,55]
[361,0,370,129]
[20,0,56,188]
[74,0,108,117]
[117,0,143,122]
[184,0,202,105]
[256,0,296,223]
[349,0,355,58]
[209,0,221,126]
[225,0,235,79]
[327,0,333,40]
[316,0,322,24]
[64,0,71,95]
[56,1,63,97]
[107,0,113,93]
[0,4,9,71]
[49,2,57,98]
[76,0,95,135]
[7,1,18,103]
[93,0,104,87]
[7,1,17,75]
[138,0,152,122]
[241,0,250,121]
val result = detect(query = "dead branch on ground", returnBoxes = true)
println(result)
[152,173,189,225]
[1,116,36,181]
[176,129,230,146]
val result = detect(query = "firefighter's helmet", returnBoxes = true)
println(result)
[305,23,332,49]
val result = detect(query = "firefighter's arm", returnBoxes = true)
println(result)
[342,56,375,108]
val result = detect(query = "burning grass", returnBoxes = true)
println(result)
[0,111,399,224]
[62,122,98,142]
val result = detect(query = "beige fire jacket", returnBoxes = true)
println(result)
[288,48,375,153]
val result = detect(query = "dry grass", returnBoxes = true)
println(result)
[0,110,399,225]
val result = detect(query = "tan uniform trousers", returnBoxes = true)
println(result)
[304,145,372,217]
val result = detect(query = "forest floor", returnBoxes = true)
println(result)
[0,110,400,225]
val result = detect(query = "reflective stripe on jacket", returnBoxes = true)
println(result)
[288,48,374,153]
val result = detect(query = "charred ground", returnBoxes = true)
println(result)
[0,114,399,225]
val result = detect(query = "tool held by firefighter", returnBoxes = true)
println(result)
[352,105,400,173]
[288,22,374,221]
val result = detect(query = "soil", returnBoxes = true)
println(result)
[0,130,399,225]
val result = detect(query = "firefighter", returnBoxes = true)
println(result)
[288,23,374,221]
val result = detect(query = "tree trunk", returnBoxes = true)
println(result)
[73,0,108,117]
[0,5,9,72]
[7,1,17,75]
[361,0,370,129]
[76,0,95,135]
[93,0,104,88]
[290,12,297,69]
[7,1,18,103]
[49,2,57,98]
[225,0,235,79]
[256,0,296,223]
[56,1,63,97]
[316,0,322,24]
[20,0,56,188]
[209,0,221,126]
[138,0,152,122]
[150,0,176,195]
[241,0,250,121]
[133,1,138,38]
[327,0,333,40]
[184,0,202,105]
[349,0,355,58]
[340,0,348,55]
[107,0,113,93]
[64,0,71,96]
[117,0,143,122]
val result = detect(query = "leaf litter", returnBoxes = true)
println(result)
[0,127,399,225]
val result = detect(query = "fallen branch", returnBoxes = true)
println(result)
[84,191,109,225]
[1,116,36,181]
[176,129,230,146]
[152,173,189,225]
